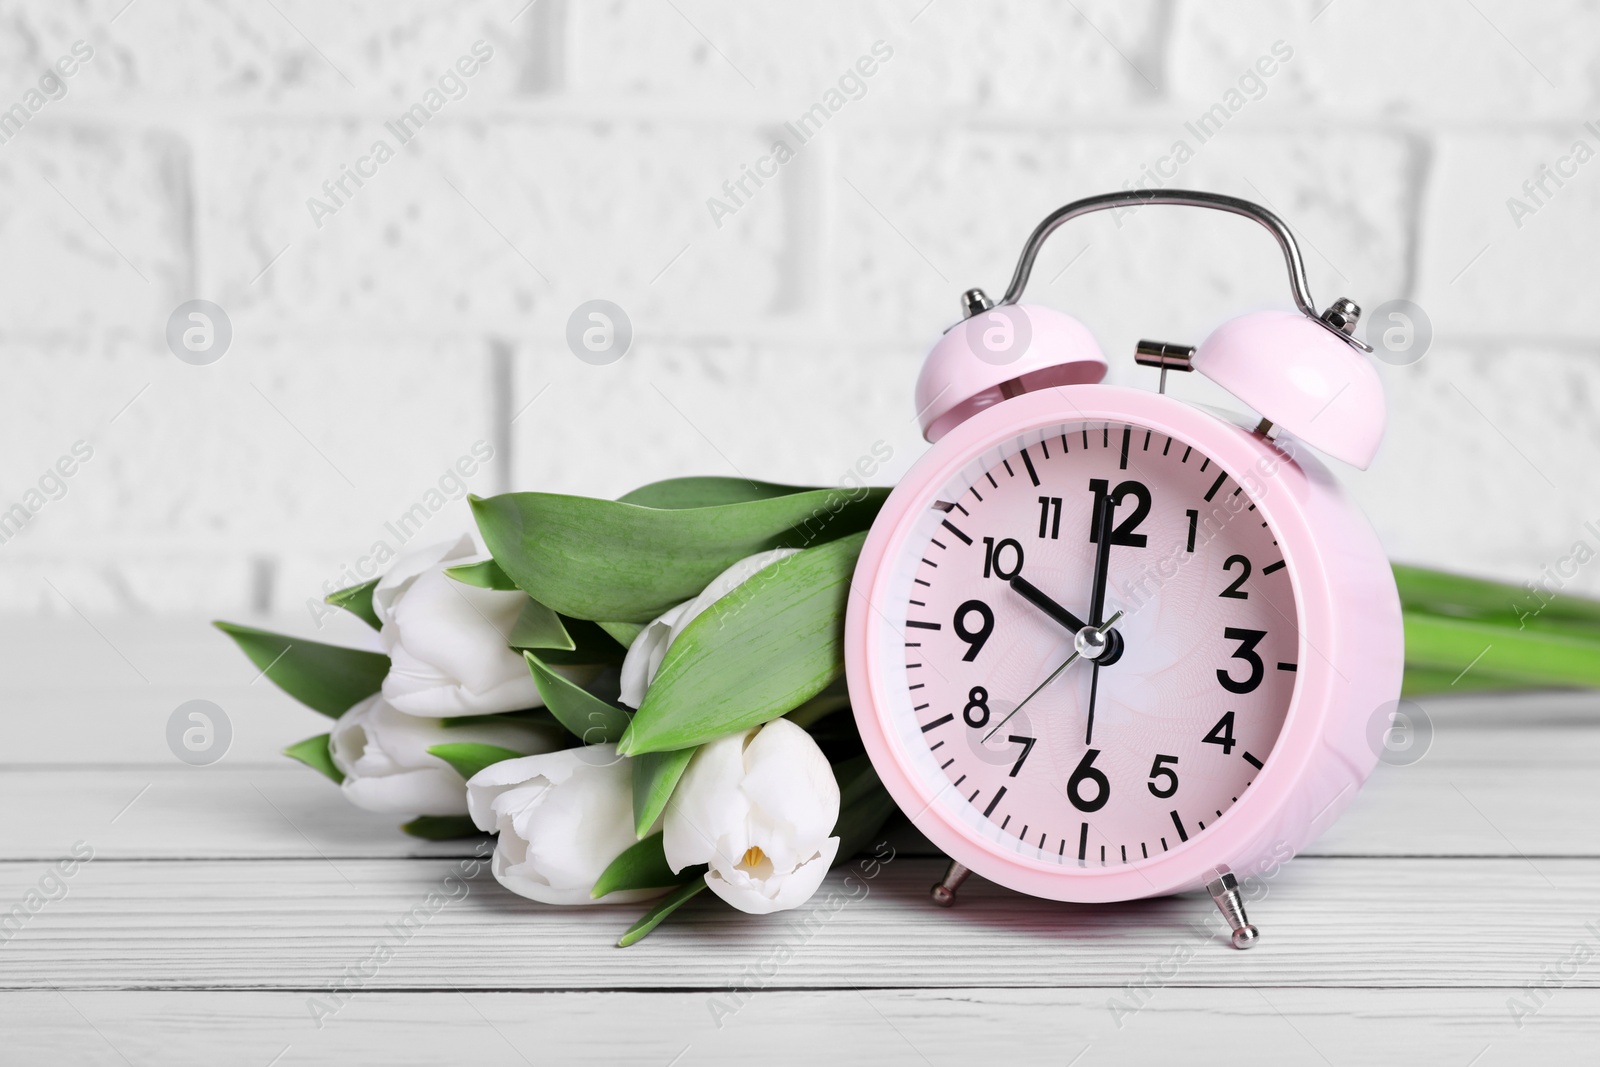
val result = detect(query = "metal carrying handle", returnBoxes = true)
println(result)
[993,189,1368,351]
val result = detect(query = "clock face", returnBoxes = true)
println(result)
[885,419,1300,870]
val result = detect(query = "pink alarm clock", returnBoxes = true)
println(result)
[845,190,1403,948]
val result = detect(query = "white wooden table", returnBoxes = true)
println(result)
[4,619,1598,1064]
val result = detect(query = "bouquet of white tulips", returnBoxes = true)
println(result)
[219,475,1600,946]
[218,477,896,945]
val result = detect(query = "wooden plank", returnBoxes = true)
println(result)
[1,987,1596,1066]
[7,692,1599,861]
[3,856,1599,992]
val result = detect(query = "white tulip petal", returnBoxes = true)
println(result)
[704,837,840,915]
[372,536,475,625]
[618,601,690,708]
[662,729,752,873]
[342,767,468,816]
[329,694,560,818]
[466,745,667,906]
[661,719,842,915]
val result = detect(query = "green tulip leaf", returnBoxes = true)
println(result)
[524,651,631,744]
[591,831,702,898]
[537,617,629,667]
[616,879,708,948]
[428,742,527,782]
[506,597,575,652]
[784,680,851,730]
[324,578,381,629]
[598,620,645,649]
[1403,613,1600,689]
[619,533,864,755]
[283,734,343,785]
[1400,666,1556,697]
[631,746,696,839]
[445,558,518,590]
[470,485,887,622]
[1394,562,1600,629]
[830,756,897,865]
[214,621,389,718]
[617,476,809,509]
[400,815,483,840]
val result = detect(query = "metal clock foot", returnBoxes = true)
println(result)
[930,861,970,907]
[1206,865,1259,949]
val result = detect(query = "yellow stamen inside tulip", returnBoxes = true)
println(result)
[740,846,766,869]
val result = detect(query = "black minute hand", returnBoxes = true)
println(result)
[1084,494,1117,745]
[1009,574,1088,633]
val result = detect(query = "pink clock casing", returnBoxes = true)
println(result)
[845,384,1403,902]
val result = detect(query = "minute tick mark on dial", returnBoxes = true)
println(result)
[1119,427,1131,469]
[940,519,973,545]
[986,472,998,488]
[1262,559,1286,574]
[1170,810,1188,842]
[906,620,942,630]
[1204,471,1228,501]
[982,786,1007,818]
[1019,447,1040,486]
[1077,822,1089,862]
[940,758,955,770]
[932,500,955,512]
[1242,751,1264,769]
[1277,662,1297,672]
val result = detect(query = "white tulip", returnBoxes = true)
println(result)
[375,535,544,716]
[466,745,664,905]
[329,694,563,816]
[618,548,798,708]
[663,718,840,915]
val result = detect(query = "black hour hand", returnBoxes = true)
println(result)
[1010,574,1089,634]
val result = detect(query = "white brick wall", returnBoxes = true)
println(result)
[3,0,1600,625]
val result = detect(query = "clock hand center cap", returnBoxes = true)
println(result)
[1074,624,1125,666]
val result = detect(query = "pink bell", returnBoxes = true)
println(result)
[914,190,1388,468]
[915,296,1107,442]
[1193,308,1386,469]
